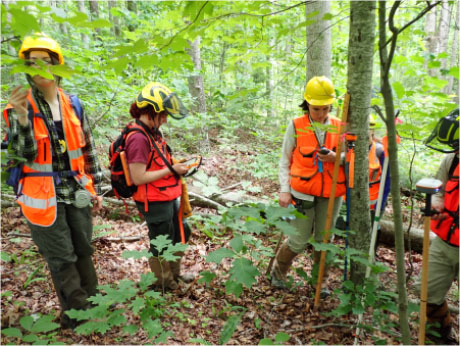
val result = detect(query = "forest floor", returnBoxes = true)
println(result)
[1,130,459,345]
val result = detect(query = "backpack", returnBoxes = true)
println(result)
[108,120,179,199]
[1,94,83,195]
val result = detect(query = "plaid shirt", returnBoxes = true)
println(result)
[6,86,103,203]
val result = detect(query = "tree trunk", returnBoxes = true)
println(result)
[126,0,137,32]
[424,3,437,76]
[378,2,411,344]
[436,0,452,72]
[346,0,376,285]
[445,0,459,98]
[266,30,275,119]
[77,1,90,47]
[109,0,121,37]
[88,0,101,37]
[306,1,332,81]
[187,36,209,152]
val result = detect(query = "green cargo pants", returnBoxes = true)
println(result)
[28,203,98,328]
[136,199,191,257]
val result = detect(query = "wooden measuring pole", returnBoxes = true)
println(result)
[313,92,350,309]
[418,215,431,345]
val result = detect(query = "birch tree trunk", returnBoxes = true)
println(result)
[445,0,459,98]
[108,0,121,38]
[437,0,452,72]
[347,0,375,285]
[425,3,437,75]
[306,1,331,81]
[187,36,209,152]
[88,0,101,37]
[77,1,90,47]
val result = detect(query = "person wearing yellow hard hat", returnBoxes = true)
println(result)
[124,82,194,291]
[272,76,345,290]
[2,33,103,329]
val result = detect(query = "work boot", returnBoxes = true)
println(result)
[312,250,331,298]
[148,257,178,290]
[426,301,454,343]
[75,256,98,298]
[50,263,91,329]
[170,252,195,283]
[271,243,298,288]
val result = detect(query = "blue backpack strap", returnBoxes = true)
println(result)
[69,94,83,122]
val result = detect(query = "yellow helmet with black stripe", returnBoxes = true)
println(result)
[19,33,64,64]
[136,82,189,119]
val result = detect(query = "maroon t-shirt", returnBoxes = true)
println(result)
[125,132,150,164]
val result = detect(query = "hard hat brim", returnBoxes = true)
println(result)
[305,97,335,106]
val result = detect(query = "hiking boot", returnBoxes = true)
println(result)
[148,257,178,290]
[271,243,297,288]
[426,301,454,343]
[170,252,195,283]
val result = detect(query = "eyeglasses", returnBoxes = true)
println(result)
[25,58,53,67]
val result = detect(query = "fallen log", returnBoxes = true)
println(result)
[379,219,434,253]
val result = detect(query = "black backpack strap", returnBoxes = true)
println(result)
[134,120,179,179]
[448,155,459,179]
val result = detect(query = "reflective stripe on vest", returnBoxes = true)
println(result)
[431,161,459,246]
[4,88,95,227]
[290,115,346,198]
[368,141,382,202]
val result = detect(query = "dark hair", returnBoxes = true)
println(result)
[129,102,157,119]
[299,100,333,113]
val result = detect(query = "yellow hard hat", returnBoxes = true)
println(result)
[18,33,64,64]
[136,82,189,119]
[304,76,335,106]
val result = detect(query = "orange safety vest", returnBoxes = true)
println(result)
[368,141,382,204]
[431,159,459,246]
[3,89,96,227]
[131,123,181,208]
[290,115,346,197]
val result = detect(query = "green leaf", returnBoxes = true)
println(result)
[9,8,41,36]
[188,338,212,345]
[428,60,441,69]
[22,334,39,342]
[122,249,151,259]
[229,235,244,252]
[449,66,459,79]
[218,313,242,345]
[30,315,60,333]
[352,302,365,315]
[393,81,405,99]
[123,324,139,335]
[1,251,12,262]
[150,235,173,254]
[143,318,164,340]
[258,338,274,345]
[206,248,235,264]
[130,298,146,315]
[275,332,290,343]
[1,327,22,338]
[138,272,157,292]
[243,220,266,235]
[49,64,77,79]
[225,280,243,298]
[20,315,34,331]
[85,19,112,29]
[322,13,333,20]
[198,270,217,286]
[229,258,259,288]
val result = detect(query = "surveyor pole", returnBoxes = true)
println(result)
[416,178,442,345]
[314,92,350,309]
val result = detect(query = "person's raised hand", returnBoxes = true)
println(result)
[9,86,29,125]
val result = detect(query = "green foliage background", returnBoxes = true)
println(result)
[1,1,458,186]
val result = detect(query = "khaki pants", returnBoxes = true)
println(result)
[425,236,459,305]
[287,196,342,254]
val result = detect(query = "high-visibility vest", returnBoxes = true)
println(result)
[290,115,346,197]
[131,124,181,207]
[368,141,382,204]
[3,89,96,227]
[431,158,459,246]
